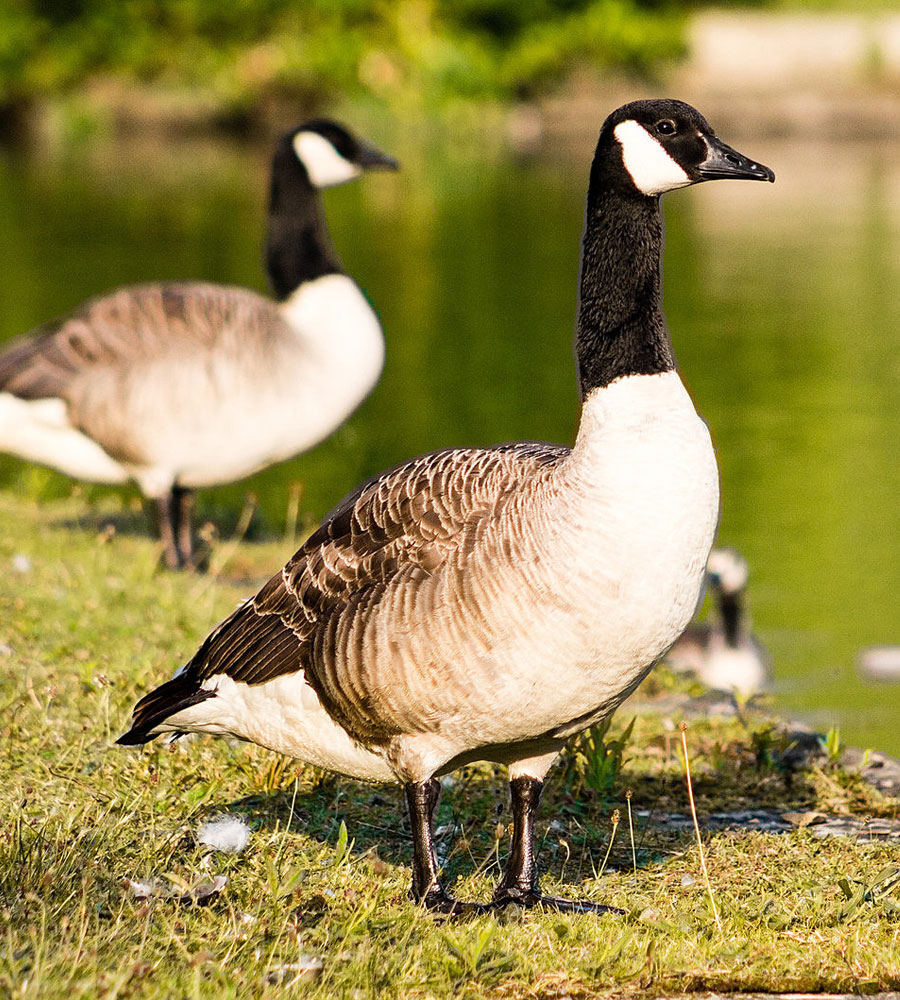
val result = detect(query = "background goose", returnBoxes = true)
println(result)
[118,99,773,913]
[666,547,772,697]
[0,120,398,569]
[856,645,900,682]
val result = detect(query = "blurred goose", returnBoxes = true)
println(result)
[0,120,398,568]
[856,646,900,682]
[667,546,771,696]
[119,100,774,912]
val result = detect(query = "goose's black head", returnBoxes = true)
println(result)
[593,99,774,199]
[284,119,399,190]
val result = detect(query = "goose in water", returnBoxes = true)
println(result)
[666,547,771,697]
[0,120,398,568]
[118,100,774,912]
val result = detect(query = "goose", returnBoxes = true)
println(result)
[0,120,398,569]
[856,646,900,682]
[118,99,774,913]
[666,547,771,697]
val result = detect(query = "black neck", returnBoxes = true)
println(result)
[719,592,743,647]
[574,178,675,398]
[264,142,343,301]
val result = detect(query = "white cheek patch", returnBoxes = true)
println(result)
[706,548,748,593]
[613,120,692,196]
[292,132,362,188]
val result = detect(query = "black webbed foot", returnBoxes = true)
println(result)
[415,887,490,917]
[492,888,623,915]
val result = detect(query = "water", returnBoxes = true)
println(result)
[0,128,898,754]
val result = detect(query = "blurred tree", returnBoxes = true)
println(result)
[0,0,690,135]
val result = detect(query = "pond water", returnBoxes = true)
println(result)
[0,124,898,754]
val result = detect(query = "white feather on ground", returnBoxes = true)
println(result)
[197,814,251,854]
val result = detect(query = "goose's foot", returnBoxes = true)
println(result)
[405,779,491,917]
[491,888,622,915]
[415,887,489,916]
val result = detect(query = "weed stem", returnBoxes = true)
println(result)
[597,809,620,880]
[680,722,722,932]
[626,789,636,875]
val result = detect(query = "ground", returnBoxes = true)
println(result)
[0,490,898,999]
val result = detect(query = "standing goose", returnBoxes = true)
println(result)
[118,100,774,912]
[666,547,771,697]
[0,120,398,568]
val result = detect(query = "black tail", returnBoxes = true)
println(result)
[116,672,215,746]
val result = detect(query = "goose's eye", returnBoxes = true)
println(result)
[655,120,676,136]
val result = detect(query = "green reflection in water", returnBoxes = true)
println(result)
[0,133,897,753]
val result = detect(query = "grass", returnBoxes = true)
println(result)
[1,489,900,998]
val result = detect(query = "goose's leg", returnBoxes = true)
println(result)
[492,776,622,915]
[404,779,483,915]
[156,491,183,570]
[172,485,196,569]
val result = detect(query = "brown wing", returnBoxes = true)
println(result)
[168,442,568,745]
[0,282,284,402]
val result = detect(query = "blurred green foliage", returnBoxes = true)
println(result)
[0,0,687,115]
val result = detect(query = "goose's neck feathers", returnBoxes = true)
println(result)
[265,143,342,301]
[719,591,743,647]
[575,182,674,398]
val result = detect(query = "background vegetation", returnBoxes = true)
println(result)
[0,0,684,124]
[2,0,893,133]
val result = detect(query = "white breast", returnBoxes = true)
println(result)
[536,372,720,722]
[697,641,768,696]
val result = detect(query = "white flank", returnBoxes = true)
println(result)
[0,394,129,485]
[159,671,394,783]
[292,132,362,188]
[614,120,692,196]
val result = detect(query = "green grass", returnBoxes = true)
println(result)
[1,489,899,998]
